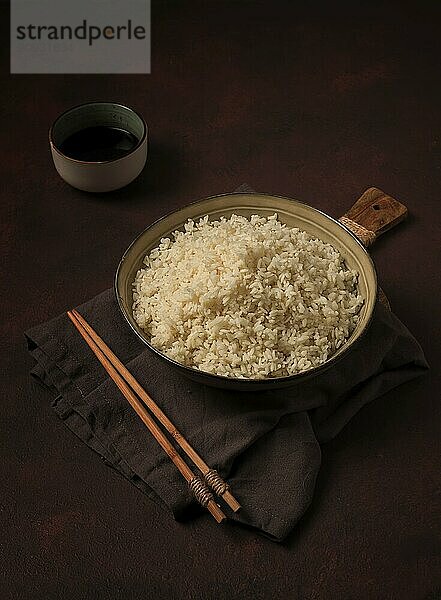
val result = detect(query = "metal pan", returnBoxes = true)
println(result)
[115,187,407,390]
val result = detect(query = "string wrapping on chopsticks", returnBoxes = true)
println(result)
[189,476,214,508]
[204,469,229,496]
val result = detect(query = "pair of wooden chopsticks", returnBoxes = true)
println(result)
[67,309,241,523]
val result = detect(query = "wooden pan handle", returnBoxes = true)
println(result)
[339,187,408,247]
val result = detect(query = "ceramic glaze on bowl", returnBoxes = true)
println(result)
[49,102,148,193]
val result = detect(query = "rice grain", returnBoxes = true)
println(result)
[132,214,363,379]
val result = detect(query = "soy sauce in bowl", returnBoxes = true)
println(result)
[59,125,139,162]
[49,102,148,192]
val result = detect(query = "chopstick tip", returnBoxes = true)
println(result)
[222,490,241,513]
[208,500,227,523]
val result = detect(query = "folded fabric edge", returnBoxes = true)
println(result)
[313,359,429,443]
[232,463,320,542]
[25,330,173,515]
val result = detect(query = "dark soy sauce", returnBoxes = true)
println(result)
[59,126,139,161]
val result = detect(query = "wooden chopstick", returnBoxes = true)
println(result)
[67,311,226,524]
[70,308,241,513]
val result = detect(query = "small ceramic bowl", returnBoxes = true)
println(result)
[49,102,148,193]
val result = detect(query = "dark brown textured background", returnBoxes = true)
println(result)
[1,1,440,598]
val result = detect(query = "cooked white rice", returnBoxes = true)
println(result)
[132,214,363,379]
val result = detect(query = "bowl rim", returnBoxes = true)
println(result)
[115,191,378,386]
[49,101,148,166]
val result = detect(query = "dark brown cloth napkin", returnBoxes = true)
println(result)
[25,287,427,541]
